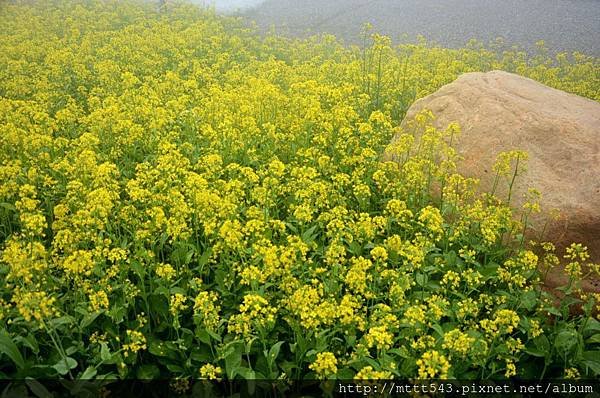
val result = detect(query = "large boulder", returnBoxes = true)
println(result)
[392,70,600,292]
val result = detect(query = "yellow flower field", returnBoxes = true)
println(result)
[1,0,599,388]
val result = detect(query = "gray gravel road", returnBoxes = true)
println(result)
[239,0,600,56]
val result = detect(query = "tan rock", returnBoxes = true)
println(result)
[391,70,600,292]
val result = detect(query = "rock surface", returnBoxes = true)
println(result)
[393,70,600,291]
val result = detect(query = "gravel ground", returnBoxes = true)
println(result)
[238,0,600,56]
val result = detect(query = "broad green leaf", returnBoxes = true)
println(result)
[79,366,97,380]
[555,329,578,355]
[520,290,538,311]
[581,351,600,375]
[196,328,211,345]
[48,316,75,328]
[585,334,600,344]
[534,335,550,353]
[26,378,52,398]
[0,330,25,370]
[52,357,77,375]
[137,364,160,379]
[15,335,39,355]
[100,343,112,362]
[582,318,600,337]
[0,202,17,212]
[224,341,243,379]
[268,341,285,363]
[431,323,444,337]
[524,346,546,357]
[236,367,255,380]
[80,311,102,329]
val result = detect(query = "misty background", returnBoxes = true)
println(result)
[195,0,600,56]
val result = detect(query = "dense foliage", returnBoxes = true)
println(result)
[1,0,599,387]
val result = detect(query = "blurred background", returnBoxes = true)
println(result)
[196,0,600,56]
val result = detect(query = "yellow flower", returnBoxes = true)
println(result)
[528,319,543,338]
[228,294,277,338]
[402,304,427,327]
[1,239,48,283]
[199,364,222,380]
[155,263,176,281]
[442,329,475,356]
[12,290,57,323]
[219,220,244,251]
[418,205,444,240]
[354,366,392,380]
[416,350,450,379]
[123,330,147,356]
[370,246,388,263]
[564,367,580,379]
[62,250,95,276]
[364,325,394,351]
[309,352,337,379]
[169,293,188,316]
[504,360,517,377]
[89,290,109,311]
[193,291,221,331]
[345,257,373,298]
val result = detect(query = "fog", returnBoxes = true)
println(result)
[191,0,266,12]
[184,0,600,56]
[242,0,600,56]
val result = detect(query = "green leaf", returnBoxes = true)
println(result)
[165,364,184,373]
[0,330,25,370]
[301,225,319,243]
[100,343,112,362]
[581,351,600,375]
[52,357,77,375]
[443,251,457,266]
[80,311,103,329]
[137,364,160,379]
[585,334,600,344]
[431,323,444,338]
[15,334,38,355]
[48,316,76,328]
[131,260,146,279]
[267,341,285,363]
[388,346,411,359]
[544,306,562,316]
[582,351,600,361]
[534,335,551,353]
[197,248,213,268]
[207,329,222,342]
[524,346,546,357]
[190,346,212,363]
[236,367,256,380]
[196,328,212,345]
[520,290,538,311]
[480,263,499,278]
[582,318,600,337]
[336,367,355,379]
[348,241,362,256]
[79,366,97,380]
[224,341,243,379]
[26,378,53,398]
[148,340,179,360]
[0,202,17,212]
[3,384,29,398]
[581,360,600,375]
[555,329,578,356]
[107,306,126,323]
